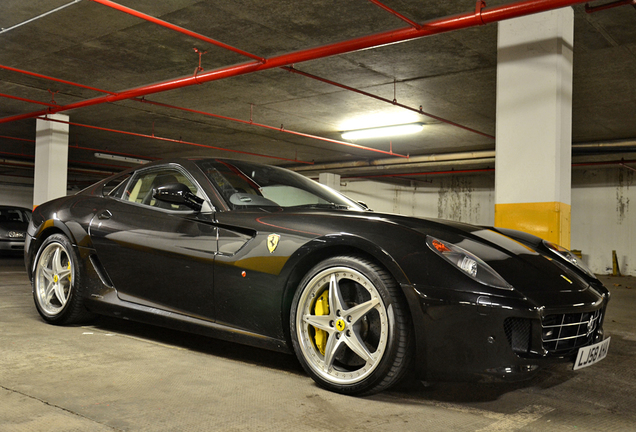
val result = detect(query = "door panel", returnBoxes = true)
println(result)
[89,165,217,319]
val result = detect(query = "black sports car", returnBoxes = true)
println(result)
[25,158,610,395]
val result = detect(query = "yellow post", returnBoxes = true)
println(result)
[495,202,571,248]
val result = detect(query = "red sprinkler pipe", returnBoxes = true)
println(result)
[135,98,408,158]
[0,65,116,95]
[0,136,158,162]
[0,135,35,143]
[89,0,265,63]
[585,0,636,13]
[37,116,313,164]
[283,66,495,140]
[621,163,636,173]
[366,0,421,29]
[1,0,590,126]
[0,92,58,108]
[0,150,128,171]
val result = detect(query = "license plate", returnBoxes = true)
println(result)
[573,337,610,370]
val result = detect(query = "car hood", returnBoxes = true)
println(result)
[364,212,600,302]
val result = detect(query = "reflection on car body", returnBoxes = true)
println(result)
[25,158,610,395]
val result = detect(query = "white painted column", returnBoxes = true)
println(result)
[319,172,341,191]
[495,8,574,247]
[33,114,70,207]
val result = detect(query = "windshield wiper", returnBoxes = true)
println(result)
[293,203,350,210]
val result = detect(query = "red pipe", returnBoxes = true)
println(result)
[95,0,482,140]
[135,98,407,158]
[0,137,159,162]
[0,150,127,171]
[366,0,421,29]
[0,92,58,108]
[37,116,313,164]
[0,135,35,143]
[0,64,115,95]
[585,0,636,13]
[620,163,636,173]
[283,66,495,140]
[89,0,265,63]
[0,0,589,126]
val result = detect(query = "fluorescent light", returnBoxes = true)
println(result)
[94,152,150,164]
[342,123,424,140]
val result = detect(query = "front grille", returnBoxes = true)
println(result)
[541,309,602,354]
[504,317,531,354]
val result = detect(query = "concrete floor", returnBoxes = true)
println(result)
[1,255,635,432]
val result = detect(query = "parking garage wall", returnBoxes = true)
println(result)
[571,167,634,277]
[341,167,635,276]
[0,183,33,209]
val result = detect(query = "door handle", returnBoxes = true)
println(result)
[98,210,112,220]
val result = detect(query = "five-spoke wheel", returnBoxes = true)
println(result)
[291,256,412,395]
[33,234,93,324]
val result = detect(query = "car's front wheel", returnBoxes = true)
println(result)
[290,256,412,395]
[32,233,94,325]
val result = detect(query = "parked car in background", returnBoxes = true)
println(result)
[0,206,31,254]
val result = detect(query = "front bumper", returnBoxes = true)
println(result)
[0,239,26,252]
[405,283,609,382]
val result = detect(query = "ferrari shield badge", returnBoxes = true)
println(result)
[267,234,280,253]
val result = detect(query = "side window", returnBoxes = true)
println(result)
[123,167,199,211]
[104,174,132,197]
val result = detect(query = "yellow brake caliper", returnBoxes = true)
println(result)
[313,291,329,355]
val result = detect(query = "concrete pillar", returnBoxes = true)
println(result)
[319,172,341,191]
[494,8,574,247]
[33,114,70,207]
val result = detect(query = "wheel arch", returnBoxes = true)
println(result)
[279,234,411,346]
[26,219,86,280]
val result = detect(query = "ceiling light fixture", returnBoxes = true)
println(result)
[341,123,424,140]
[94,152,150,165]
[0,0,82,35]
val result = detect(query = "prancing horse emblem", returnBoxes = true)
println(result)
[267,234,280,253]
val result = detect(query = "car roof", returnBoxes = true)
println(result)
[0,205,31,212]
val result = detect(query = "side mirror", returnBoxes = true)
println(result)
[154,183,204,212]
[357,201,371,211]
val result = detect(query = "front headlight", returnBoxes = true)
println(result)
[543,240,596,279]
[427,236,513,290]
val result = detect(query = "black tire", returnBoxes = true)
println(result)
[32,233,95,325]
[290,255,413,395]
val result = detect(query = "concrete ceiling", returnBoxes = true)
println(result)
[1,0,635,188]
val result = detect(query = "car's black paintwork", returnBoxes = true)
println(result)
[25,158,610,382]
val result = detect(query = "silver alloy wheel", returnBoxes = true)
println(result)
[295,266,390,385]
[34,241,73,317]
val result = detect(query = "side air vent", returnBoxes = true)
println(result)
[89,254,114,288]
[504,317,532,354]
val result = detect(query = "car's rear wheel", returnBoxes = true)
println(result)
[32,234,94,325]
[290,256,412,395]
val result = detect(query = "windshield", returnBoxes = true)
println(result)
[195,159,363,211]
[0,208,31,224]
